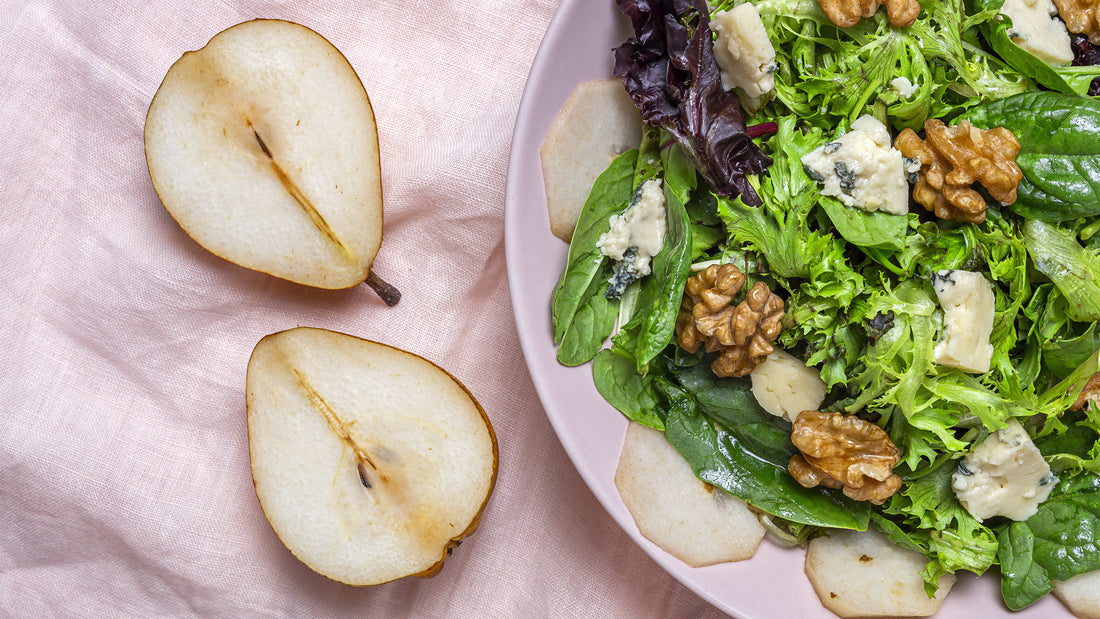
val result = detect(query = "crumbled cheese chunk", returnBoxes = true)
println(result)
[1001,0,1074,66]
[952,419,1058,522]
[749,349,827,423]
[932,270,995,374]
[801,115,910,216]
[890,76,918,99]
[710,4,776,100]
[597,179,667,278]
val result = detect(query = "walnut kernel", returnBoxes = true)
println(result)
[894,119,1022,224]
[675,263,784,377]
[815,0,920,28]
[1054,0,1100,45]
[788,410,902,504]
[1071,372,1100,411]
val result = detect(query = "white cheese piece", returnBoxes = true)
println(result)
[932,270,995,374]
[749,349,827,423]
[800,115,910,216]
[952,419,1058,522]
[596,178,667,277]
[889,76,918,99]
[1001,0,1074,66]
[710,4,776,100]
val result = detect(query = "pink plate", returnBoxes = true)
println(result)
[503,1,1070,616]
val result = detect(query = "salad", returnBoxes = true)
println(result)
[549,0,1100,613]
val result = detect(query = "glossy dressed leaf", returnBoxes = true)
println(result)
[818,196,907,251]
[999,483,1100,610]
[593,348,664,429]
[657,378,870,529]
[965,92,1100,221]
[632,146,695,374]
[552,150,638,358]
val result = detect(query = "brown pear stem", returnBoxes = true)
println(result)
[366,271,401,306]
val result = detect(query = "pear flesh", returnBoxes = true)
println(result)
[804,527,955,617]
[614,421,764,566]
[145,20,388,292]
[246,327,497,585]
[541,79,642,242]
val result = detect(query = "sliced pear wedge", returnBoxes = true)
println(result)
[145,20,398,301]
[614,421,764,566]
[246,327,497,585]
[805,527,955,617]
[1055,570,1100,619]
[541,78,642,242]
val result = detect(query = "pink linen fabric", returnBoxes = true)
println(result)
[0,1,728,617]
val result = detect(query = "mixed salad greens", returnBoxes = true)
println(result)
[551,0,1100,611]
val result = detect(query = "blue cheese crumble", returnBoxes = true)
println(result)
[710,3,777,109]
[801,115,910,216]
[598,179,667,298]
[1001,0,1074,66]
[932,270,995,374]
[952,419,1058,522]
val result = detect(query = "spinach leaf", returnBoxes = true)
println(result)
[631,145,694,374]
[656,377,871,529]
[1044,322,1100,379]
[551,150,638,360]
[999,525,1053,611]
[818,195,907,251]
[556,274,619,366]
[964,92,1100,221]
[670,362,795,465]
[999,483,1100,610]
[593,347,664,430]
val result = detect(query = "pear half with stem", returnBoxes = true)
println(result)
[145,20,398,303]
[246,327,497,585]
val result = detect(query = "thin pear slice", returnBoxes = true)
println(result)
[246,327,497,585]
[541,78,642,242]
[145,20,394,295]
[614,421,765,566]
[1055,570,1100,618]
[804,527,956,617]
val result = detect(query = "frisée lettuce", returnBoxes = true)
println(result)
[550,0,1100,613]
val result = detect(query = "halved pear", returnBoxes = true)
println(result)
[614,421,765,566]
[145,20,397,301]
[246,327,497,585]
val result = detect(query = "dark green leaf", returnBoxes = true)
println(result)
[965,92,1100,221]
[592,348,664,429]
[551,150,638,348]
[657,378,870,529]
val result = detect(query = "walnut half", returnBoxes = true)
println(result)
[788,410,902,504]
[815,0,920,28]
[894,119,1022,224]
[675,263,784,377]
[1054,0,1100,45]
[1071,372,1100,411]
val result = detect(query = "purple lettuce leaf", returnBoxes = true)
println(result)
[613,0,772,204]
[1070,34,1100,96]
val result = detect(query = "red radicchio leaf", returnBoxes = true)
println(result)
[1070,33,1100,96]
[613,0,772,204]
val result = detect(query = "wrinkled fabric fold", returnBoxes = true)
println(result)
[0,1,725,617]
